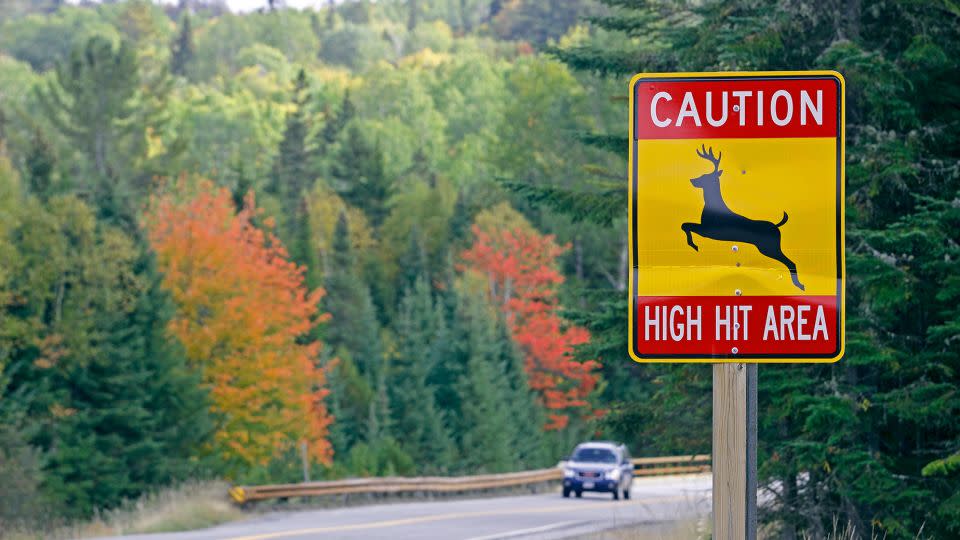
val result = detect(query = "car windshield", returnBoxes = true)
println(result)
[571,447,617,463]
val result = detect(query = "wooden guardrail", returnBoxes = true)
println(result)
[228,454,711,504]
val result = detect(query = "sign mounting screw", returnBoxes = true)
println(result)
[732,347,739,355]
[735,289,742,296]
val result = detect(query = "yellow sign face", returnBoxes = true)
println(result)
[628,71,845,363]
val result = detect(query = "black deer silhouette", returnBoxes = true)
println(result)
[680,145,805,291]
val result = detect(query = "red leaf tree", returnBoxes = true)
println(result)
[461,220,600,430]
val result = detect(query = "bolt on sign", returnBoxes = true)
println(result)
[628,71,845,362]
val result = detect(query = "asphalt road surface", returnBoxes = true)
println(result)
[106,474,711,540]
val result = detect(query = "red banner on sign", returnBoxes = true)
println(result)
[634,296,839,357]
[634,78,839,140]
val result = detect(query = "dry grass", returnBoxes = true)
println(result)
[796,517,929,540]
[1,481,244,540]
[575,517,710,540]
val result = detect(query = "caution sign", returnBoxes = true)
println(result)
[628,71,844,363]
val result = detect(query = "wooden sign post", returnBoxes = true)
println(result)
[627,72,845,539]
[712,363,757,539]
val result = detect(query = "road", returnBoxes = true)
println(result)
[107,474,711,540]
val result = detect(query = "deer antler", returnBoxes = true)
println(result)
[695,144,722,172]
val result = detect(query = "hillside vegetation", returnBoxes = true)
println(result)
[0,1,957,538]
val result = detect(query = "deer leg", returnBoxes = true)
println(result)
[681,223,700,252]
[761,245,805,291]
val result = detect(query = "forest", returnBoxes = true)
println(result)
[0,1,957,538]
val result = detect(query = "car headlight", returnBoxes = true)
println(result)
[563,468,575,478]
[606,468,621,480]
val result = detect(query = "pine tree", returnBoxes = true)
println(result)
[330,126,390,228]
[319,90,356,156]
[0,169,215,517]
[170,13,195,77]
[494,314,547,469]
[455,291,516,473]
[323,213,387,440]
[397,225,429,294]
[391,277,455,472]
[326,350,375,455]
[24,129,55,201]
[46,254,212,517]
[427,268,466,447]
[271,68,315,266]
[37,36,139,181]
[448,190,472,246]
[35,36,171,223]
[407,0,419,31]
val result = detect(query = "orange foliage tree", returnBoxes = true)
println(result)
[144,178,333,470]
[461,222,600,430]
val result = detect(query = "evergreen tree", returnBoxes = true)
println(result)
[407,0,419,31]
[170,13,195,77]
[397,225,429,294]
[456,291,515,473]
[271,68,315,266]
[494,314,547,469]
[391,277,455,472]
[24,129,55,201]
[323,212,387,441]
[448,190,472,246]
[427,266,467,445]
[37,36,139,181]
[44,252,212,517]
[326,350,375,455]
[319,90,356,156]
[1,184,213,517]
[35,36,171,223]
[329,126,390,228]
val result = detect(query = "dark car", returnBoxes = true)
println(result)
[561,441,633,500]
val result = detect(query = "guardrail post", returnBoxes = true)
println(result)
[301,441,310,483]
[712,363,757,540]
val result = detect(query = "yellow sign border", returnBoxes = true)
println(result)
[627,71,845,364]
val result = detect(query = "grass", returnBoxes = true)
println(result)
[576,516,931,540]
[577,517,710,540]
[1,481,245,539]
[796,517,929,540]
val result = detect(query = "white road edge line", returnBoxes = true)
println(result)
[463,520,586,540]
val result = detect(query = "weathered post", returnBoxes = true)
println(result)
[301,440,311,483]
[712,363,757,539]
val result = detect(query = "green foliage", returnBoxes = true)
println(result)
[0,178,211,518]
[0,8,121,72]
[3,3,955,533]
[453,285,549,473]
[330,125,391,227]
[36,36,173,223]
[323,213,387,450]
[170,13,195,78]
[319,23,391,70]
[391,277,456,472]
[490,0,593,46]
[169,85,284,191]
[270,68,315,267]
[500,180,624,226]
[0,419,46,528]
